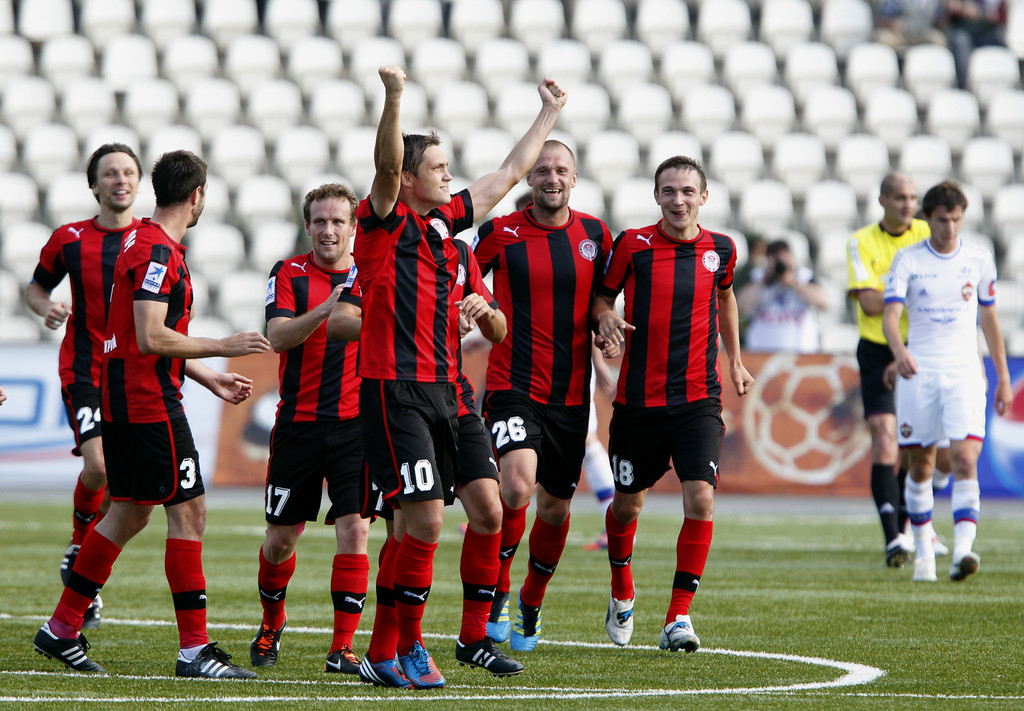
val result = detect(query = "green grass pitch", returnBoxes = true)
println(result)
[1,491,1022,710]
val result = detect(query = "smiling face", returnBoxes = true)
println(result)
[655,167,707,241]
[403,144,452,212]
[527,142,576,221]
[306,197,356,269]
[92,151,140,216]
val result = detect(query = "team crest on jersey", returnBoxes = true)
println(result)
[429,218,450,240]
[900,422,913,438]
[579,239,598,261]
[702,250,720,273]
[123,229,137,251]
[265,276,276,306]
[141,261,168,293]
[456,263,467,285]
[343,265,358,290]
[989,281,997,298]
[962,282,974,301]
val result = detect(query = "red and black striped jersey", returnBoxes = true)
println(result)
[473,206,612,406]
[265,252,362,422]
[452,238,498,417]
[32,217,141,388]
[101,219,192,423]
[598,224,737,408]
[353,190,474,383]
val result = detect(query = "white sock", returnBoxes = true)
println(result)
[178,643,207,662]
[583,440,615,517]
[951,479,980,562]
[905,478,935,559]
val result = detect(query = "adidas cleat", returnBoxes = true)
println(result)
[33,622,106,673]
[398,641,445,688]
[949,552,980,582]
[932,534,949,558]
[885,538,913,568]
[176,642,257,678]
[583,531,608,551]
[510,588,542,652]
[358,655,413,688]
[605,590,635,646]
[455,636,524,676]
[912,556,937,582]
[486,590,511,643]
[325,646,360,674]
[659,614,700,653]
[249,618,286,667]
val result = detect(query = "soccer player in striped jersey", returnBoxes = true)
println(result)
[352,65,565,689]
[250,184,370,674]
[25,144,142,626]
[593,156,754,652]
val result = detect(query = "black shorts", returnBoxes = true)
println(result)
[61,382,102,456]
[360,379,459,506]
[265,419,365,526]
[482,390,588,500]
[608,400,725,493]
[103,418,205,506]
[857,339,896,418]
[457,413,500,487]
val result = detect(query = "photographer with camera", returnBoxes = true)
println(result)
[737,239,829,353]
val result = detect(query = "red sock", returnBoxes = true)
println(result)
[166,538,208,649]
[366,537,400,663]
[393,534,437,656]
[50,529,120,637]
[459,528,500,644]
[331,553,369,651]
[497,500,527,594]
[667,519,713,623]
[606,507,637,600]
[257,548,295,630]
[71,477,105,545]
[520,514,570,608]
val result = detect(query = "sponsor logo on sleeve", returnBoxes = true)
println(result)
[141,261,168,293]
[265,276,276,306]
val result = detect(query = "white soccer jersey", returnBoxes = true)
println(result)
[884,239,996,370]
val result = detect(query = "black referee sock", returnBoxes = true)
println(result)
[870,463,901,545]
[897,466,910,534]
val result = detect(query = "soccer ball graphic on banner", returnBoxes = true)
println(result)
[743,354,870,485]
[985,371,1024,496]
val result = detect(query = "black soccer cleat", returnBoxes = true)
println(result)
[177,642,257,679]
[456,636,524,677]
[33,623,106,673]
[249,619,286,667]
[81,594,103,630]
[325,646,360,674]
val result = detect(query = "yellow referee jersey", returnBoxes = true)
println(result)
[847,218,930,344]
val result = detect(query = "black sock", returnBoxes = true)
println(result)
[870,463,900,545]
[897,466,909,534]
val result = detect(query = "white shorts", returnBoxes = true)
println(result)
[895,367,987,447]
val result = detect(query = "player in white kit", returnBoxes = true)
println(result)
[882,180,1013,583]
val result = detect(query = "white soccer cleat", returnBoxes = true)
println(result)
[605,590,635,646]
[912,556,937,582]
[659,614,700,653]
[931,534,949,558]
[949,552,980,582]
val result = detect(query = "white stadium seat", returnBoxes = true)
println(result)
[201,0,259,49]
[537,40,593,86]
[186,223,247,282]
[274,126,331,192]
[864,87,919,151]
[584,130,642,195]
[985,90,1024,154]
[326,0,382,48]
[459,128,517,183]
[224,34,282,97]
[617,83,673,148]
[835,134,891,200]
[899,135,954,197]
[0,35,35,91]
[722,42,777,105]
[610,177,660,234]
[801,85,858,150]
[903,44,957,109]
[597,40,654,103]
[819,0,873,60]
[960,137,1016,200]
[993,184,1024,242]
[740,84,797,150]
[681,84,736,147]
[759,0,814,57]
[571,0,629,54]
[0,126,15,172]
[123,79,180,138]
[555,82,611,144]
[100,34,158,92]
[82,125,140,163]
[80,0,136,46]
[246,79,304,142]
[161,34,220,92]
[209,125,267,189]
[739,180,794,235]
[38,35,96,92]
[217,270,273,332]
[845,42,900,105]
[184,78,243,143]
[925,88,980,153]
[60,78,117,139]
[336,126,379,195]
[697,0,752,59]
[0,222,52,283]
[966,45,1021,109]
[1,76,56,139]
[784,42,839,107]
[509,0,566,56]
[144,124,203,171]
[771,132,827,199]
[700,179,732,229]
[660,42,716,105]
[369,81,428,134]
[494,82,544,137]
[449,0,505,56]
[0,173,40,227]
[646,131,703,174]
[802,181,860,238]
[139,0,196,50]
[474,38,531,99]
[387,0,444,52]
[349,36,406,94]
[287,37,344,98]
[22,123,79,185]
[250,219,299,274]
[410,38,468,98]
[44,172,97,227]
[709,131,764,193]
[263,0,319,52]
[18,0,74,43]
[432,82,490,143]
[635,0,690,58]
[308,80,366,138]
[568,177,607,218]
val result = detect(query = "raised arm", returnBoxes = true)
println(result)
[368,65,406,219]
[467,78,567,217]
[134,300,270,359]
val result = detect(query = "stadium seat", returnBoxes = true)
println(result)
[218,270,274,332]
[387,0,444,52]
[709,131,764,193]
[966,45,1021,109]
[0,126,15,173]
[738,180,793,236]
[79,0,136,46]
[246,79,304,142]
[201,0,259,49]
[801,85,858,150]
[660,42,716,106]
[308,79,366,138]
[224,34,282,97]
[492,81,544,137]
[697,0,752,59]
[432,82,490,143]
[844,42,900,105]
[368,81,428,133]
[60,78,117,140]
[139,0,196,50]
[984,89,1024,154]
[759,0,814,58]
[959,183,985,232]
[617,83,674,148]
[336,126,379,195]
[1,76,56,139]
[863,86,919,151]
[274,126,331,192]
[0,35,34,92]
[568,177,607,219]
[962,136,1019,200]
[0,173,40,227]
[186,222,247,282]
[584,130,642,195]
[184,78,242,143]
[1007,6,1024,64]
[0,1,11,34]
[815,228,853,274]
[38,35,96,92]
[250,219,299,274]
[264,0,319,52]
[771,132,827,199]
[681,84,736,147]
[802,180,860,238]
[597,40,654,102]
[784,42,840,107]
[635,0,690,58]
[459,128,517,183]
[899,135,953,197]
[17,0,74,43]
[571,0,628,54]
[701,178,732,229]
[474,38,531,100]
[82,125,141,163]
[835,133,891,200]
[209,125,267,189]
[123,78,180,138]
[144,124,203,171]
[200,173,230,224]
[925,89,980,154]
[646,131,703,174]
[554,82,611,144]
[449,0,505,57]
[43,172,96,227]
[740,84,796,150]
[101,34,158,92]
[349,36,406,95]
[610,177,660,234]
[411,38,468,98]
[0,269,21,318]
[991,184,1024,242]
[819,0,873,60]
[0,221,52,282]
[537,40,592,86]
[903,44,957,109]
[722,41,777,105]
[161,34,220,92]
[287,37,344,97]
[326,0,382,49]
[22,123,79,185]
[509,0,566,56]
